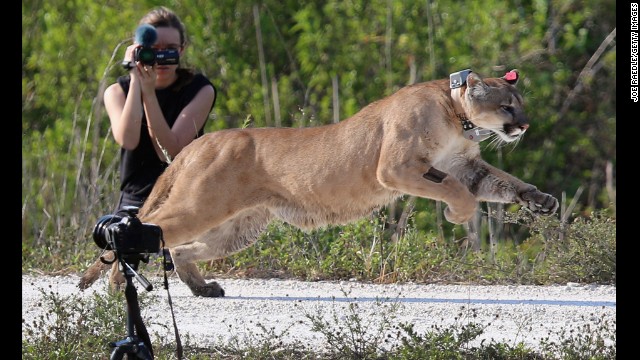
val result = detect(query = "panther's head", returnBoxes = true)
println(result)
[463,70,528,144]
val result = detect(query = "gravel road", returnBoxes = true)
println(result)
[22,274,616,354]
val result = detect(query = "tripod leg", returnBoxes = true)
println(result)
[109,337,153,360]
[105,261,155,360]
[125,276,154,357]
[110,344,127,360]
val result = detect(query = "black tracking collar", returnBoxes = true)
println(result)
[449,69,492,142]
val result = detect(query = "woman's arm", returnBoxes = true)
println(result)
[143,83,215,161]
[103,45,146,150]
[103,77,144,150]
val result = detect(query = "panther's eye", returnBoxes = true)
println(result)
[500,105,514,114]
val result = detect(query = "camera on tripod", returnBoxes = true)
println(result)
[91,207,168,359]
[93,206,163,256]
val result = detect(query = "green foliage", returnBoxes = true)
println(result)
[538,312,616,360]
[194,208,615,287]
[525,210,617,284]
[304,290,401,359]
[392,321,492,360]
[22,0,615,292]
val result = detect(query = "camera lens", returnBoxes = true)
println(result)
[136,47,156,65]
[92,215,122,250]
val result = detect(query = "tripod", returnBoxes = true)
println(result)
[108,254,155,360]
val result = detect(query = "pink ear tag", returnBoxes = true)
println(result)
[505,71,518,81]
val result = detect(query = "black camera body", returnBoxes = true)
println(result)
[93,207,162,255]
[134,46,180,66]
[121,47,179,70]
[121,24,180,70]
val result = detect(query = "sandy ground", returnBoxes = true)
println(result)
[22,274,616,354]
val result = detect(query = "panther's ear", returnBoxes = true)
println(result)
[466,72,488,98]
[502,69,519,85]
[466,72,482,87]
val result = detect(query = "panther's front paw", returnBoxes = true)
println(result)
[519,189,559,215]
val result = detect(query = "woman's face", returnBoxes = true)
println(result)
[152,26,183,79]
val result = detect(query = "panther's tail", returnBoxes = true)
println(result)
[77,250,115,290]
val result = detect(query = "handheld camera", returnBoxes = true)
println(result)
[132,46,180,67]
[122,24,180,70]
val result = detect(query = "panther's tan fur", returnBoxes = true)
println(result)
[79,70,558,297]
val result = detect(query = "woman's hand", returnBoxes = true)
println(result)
[124,44,137,64]
[134,62,157,95]
[125,43,157,95]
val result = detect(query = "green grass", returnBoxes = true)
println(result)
[190,207,616,287]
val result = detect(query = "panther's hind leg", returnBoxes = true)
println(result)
[170,208,272,297]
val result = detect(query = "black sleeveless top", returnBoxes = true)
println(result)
[116,71,215,205]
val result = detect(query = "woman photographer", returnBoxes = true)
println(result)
[104,6,216,213]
